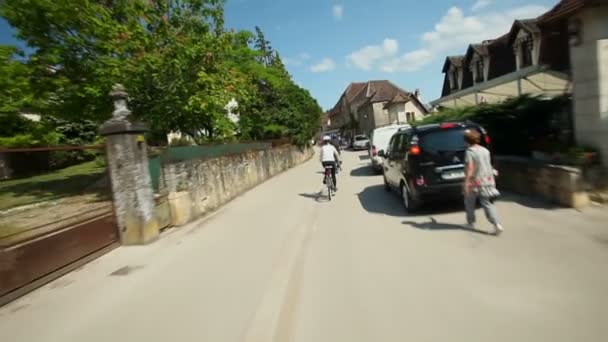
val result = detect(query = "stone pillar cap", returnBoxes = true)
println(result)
[100,84,148,136]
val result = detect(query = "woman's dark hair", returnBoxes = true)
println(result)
[464,129,481,145]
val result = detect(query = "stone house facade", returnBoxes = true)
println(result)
[329,80,429,136]
[432,13,572,108]
[544,0,608,165]
[433,0,608,166]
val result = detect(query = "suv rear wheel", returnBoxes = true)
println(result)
[401,183,420,213]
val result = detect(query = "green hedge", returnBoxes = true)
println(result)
[421,95,573,156]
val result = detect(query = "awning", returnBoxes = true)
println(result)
[431,65,571,108]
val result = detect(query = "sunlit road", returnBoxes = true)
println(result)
[1,150,608,342]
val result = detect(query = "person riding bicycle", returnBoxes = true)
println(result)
[320,135,341,191]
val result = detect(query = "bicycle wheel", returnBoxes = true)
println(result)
[326,175,333,201]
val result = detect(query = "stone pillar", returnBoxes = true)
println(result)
[100,84,159,245]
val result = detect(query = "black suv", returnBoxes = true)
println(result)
[379,121,491,212]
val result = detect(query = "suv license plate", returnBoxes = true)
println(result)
[442,170,465,180]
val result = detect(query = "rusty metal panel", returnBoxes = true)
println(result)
[0,213,118,298]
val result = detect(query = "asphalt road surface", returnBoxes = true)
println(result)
[1,150,608,342]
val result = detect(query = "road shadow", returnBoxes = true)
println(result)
[497,192,561,210]
[298,192,329,202]
[350,166,378,177]
[357,185,466,217]
[357,185,405,216]
[403,217,491,235]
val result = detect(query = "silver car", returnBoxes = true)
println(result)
[352,135,370,150]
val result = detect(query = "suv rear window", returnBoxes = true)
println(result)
[355,136,367,141]
[419,129,468,152]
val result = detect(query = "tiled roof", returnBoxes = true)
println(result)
[464,43,488,65]
[334,80,429,114]
[472,43,490,57]
[442,56,465,73]
[538,0,588,24]
[366,80,408,103]
[384,92,411,108]
[507,19,542,44]
[345,82,367,102]
[518,19,541,34]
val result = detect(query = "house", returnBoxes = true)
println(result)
[326,82,367,137]
[431,17,572,108]
[330,80,429,136]
[540,0,608,165]
[432,0,608,166]
[441,56,473,98]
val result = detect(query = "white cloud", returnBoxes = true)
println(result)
[471,0,492,12]
[346,4,548,73]
[283,52,310,67]
[381,49,433,72]
[422,5,547,53]
[347,39,399,71]
[332,4,343,20]
[310,58,336,72]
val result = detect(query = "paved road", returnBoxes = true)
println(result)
[2,150,608,342]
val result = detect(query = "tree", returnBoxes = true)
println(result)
[1,0,322,145]
[254,26,272,66]
[0,45,33,115]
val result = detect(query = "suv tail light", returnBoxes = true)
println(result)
[484,135,491,145]
[371,145,377,157]
[409,146,421,155]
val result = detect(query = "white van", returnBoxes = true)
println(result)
[369,124,411,172]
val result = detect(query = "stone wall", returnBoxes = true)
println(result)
[494,156,589,208]
[162,146,313,226]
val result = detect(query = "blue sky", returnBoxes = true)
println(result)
[225,0,558,109]
[1,0,558,110]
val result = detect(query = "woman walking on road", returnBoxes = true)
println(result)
[463,129,504,235]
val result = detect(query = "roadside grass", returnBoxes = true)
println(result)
[0,161,107,211]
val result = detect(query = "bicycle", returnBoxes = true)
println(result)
[323,165,335,200]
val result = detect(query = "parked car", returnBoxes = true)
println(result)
[352,135,370,150]
[369,124,411,173]
[380,121,492,212]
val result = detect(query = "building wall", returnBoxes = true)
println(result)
[372,102,391,128]
[405,101,427,121]
[387,103,402,124]
[571,5,608,166]
[358,103,375,135]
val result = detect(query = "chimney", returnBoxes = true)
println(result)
[414,89,421,99]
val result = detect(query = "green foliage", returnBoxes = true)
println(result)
[0,0,322,147]
[0,131,62,148]
[169,137,194,147]
[0,113,34,136]
[421,95,573,156]
[0,45,33,114]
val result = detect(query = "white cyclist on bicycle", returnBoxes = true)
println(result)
[320,135,341,191]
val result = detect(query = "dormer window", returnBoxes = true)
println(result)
[451,69,459,90]
[475,60,484,83]
[450,68,460,90]
[520,38,533,68]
